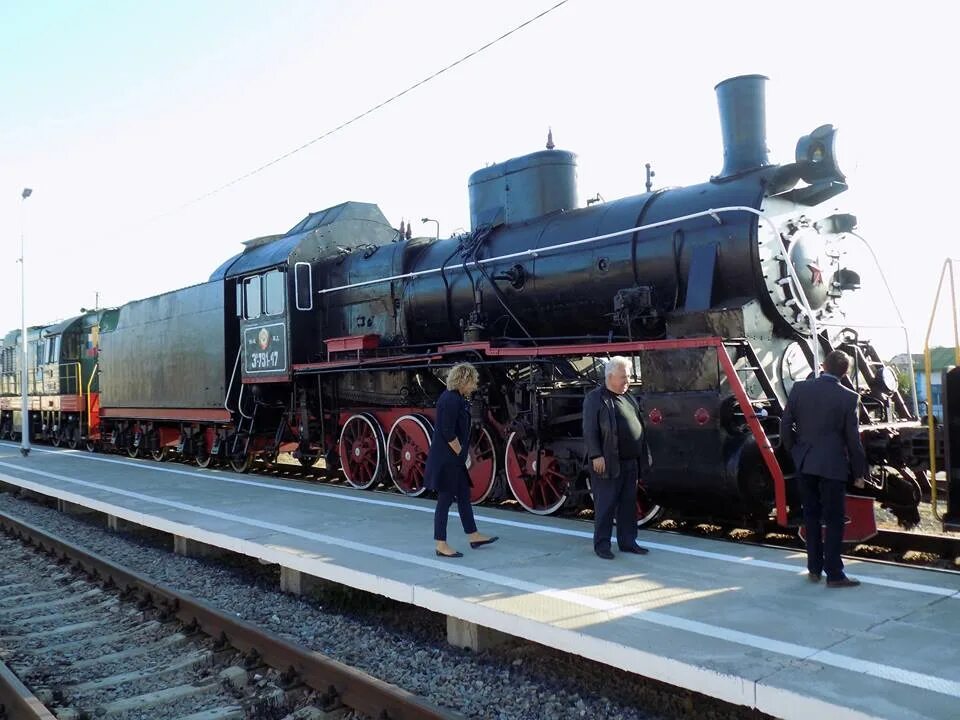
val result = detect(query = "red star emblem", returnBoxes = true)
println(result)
[807,260,824,286]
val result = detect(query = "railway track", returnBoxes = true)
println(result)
[0,511,456,720]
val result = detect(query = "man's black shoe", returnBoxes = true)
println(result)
[595,548,614,560]
[619,544,649,555]
[826,576,860,588]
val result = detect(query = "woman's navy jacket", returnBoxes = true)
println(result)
[423,389,471,493]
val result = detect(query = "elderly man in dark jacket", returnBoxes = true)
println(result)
[582,356,650,559]
[780,349,868,587]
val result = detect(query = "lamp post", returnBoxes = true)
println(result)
[421,217,440,241]
[19,187,32,457]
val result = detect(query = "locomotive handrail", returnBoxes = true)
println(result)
[923,258,960,521]
[224,345,244,416]
[85,362,97,430]
[850,231,920,417]
[237,382,253,419]
[314,205,823,375]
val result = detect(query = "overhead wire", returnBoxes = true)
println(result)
[160,0,571,218]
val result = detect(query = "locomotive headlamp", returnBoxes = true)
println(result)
[795,124,844,184]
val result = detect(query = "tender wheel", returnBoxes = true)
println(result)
[150,446,169,462]
[85,439,96,452]
[467,425,497,504]
[195,432,215,468]
[338,412,385,490]
[504,431,567,515]
[229,453,252,473]
[67,427,80,450]
[127,434,142,458]
[386,414,432,496]
[51,431,62,448]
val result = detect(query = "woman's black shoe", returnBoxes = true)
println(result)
[436,550,463,558]
[469,536,499,549]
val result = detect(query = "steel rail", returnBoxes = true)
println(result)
[873,528,960,561]
[0,511,459,720]
[0,658,58,720]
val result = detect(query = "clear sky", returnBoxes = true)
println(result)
[2,0,957,359]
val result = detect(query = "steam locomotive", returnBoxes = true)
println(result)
[1,74,948,536]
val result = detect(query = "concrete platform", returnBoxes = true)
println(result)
[1,442,958,720]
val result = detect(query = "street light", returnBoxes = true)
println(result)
[19,187,32,456]
[421,217,440,241]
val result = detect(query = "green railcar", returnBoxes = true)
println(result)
[0,310,109,447]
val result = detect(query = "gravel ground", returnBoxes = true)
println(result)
[0,488,772,720]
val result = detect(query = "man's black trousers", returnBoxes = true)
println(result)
[593,457,639,552]
[800,472,847,580]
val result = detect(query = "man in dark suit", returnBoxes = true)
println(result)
[780,349,868,588]
[583,356,651,560]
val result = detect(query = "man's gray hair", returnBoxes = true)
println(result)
[604,356,632,378]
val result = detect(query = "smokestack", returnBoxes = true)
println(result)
[714,74,770,179]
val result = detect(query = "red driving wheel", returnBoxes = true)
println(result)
[504,431,567,515]
[386,414,432,496]
[467,425,497,504]
[338,413,385,490]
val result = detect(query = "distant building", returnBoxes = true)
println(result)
[890,347,957,420]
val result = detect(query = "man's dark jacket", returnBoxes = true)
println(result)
[582,386,650,480]
[779,374,868,481]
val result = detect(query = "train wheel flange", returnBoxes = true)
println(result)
[338,413,385,490]
[386,414,431,497]
[504,431,567,515]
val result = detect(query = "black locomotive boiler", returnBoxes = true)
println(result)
[3,74,938,536]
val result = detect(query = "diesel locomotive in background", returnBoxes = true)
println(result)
[3,75,956,535]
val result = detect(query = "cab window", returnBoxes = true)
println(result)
[63,332,80,360]
[44,336,60,363]
[244,276,262,319]
[264,269,285,316]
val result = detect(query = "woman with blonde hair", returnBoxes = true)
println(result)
[423,362,499,557]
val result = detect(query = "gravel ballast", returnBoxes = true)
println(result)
[0,488,771,720]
